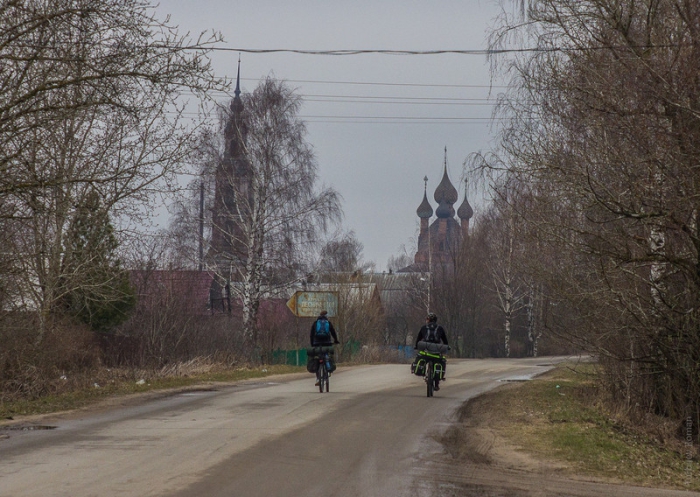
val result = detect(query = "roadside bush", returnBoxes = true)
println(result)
[0,314,101,402]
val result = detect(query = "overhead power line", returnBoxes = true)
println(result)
[242,78,508,89]
[300,115,492,120]
[186,45,688,56]
[183,82,507,93]
[303,99,494,106]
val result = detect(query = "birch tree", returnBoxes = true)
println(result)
[486,184,527,358]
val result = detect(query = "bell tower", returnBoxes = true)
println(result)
[209,58,253,279]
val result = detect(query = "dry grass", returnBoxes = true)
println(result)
[468,363,699,491]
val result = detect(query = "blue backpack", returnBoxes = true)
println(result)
[315,318,330,337]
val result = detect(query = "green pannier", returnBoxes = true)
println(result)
[411,357,426,376]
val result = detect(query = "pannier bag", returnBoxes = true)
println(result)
[306,357,319,374]
[411,357,427,376]
[306,346,336,373]
[433,357,447,380]
[327,359,337,373]
[411,356,446,379]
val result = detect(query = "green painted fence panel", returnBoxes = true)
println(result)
[272,348,308,366]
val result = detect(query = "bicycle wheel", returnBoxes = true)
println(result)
[318,363,326,393]
[324,368,330,393]
[426,364,433,397]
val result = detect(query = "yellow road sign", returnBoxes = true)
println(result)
[286,291,338,317]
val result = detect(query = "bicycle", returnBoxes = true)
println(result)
[308,345,335,393]
[413,341,449,397]
[316,352,330,393]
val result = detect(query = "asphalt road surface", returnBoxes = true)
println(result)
[0,357,668,497]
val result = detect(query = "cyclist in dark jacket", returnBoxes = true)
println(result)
[415,312,448,390]
[310,310,339,346]
[415,312,448,348]
[310,310,339,387]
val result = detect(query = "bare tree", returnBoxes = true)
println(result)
[489,0,700,433]
[318,231,365,273]
[0,0,225,345]
[386,251,413,273]
[481,184,528,358]
[0,0,222,199]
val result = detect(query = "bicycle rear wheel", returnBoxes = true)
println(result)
[426,365,433,397]
[318,364,326,393]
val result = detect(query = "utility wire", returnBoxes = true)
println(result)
[164,111,499,121]
[300,115,492,120]
[303,99,494,106]
[240,78,509,89]
[283,94,496,101]
[181,45,688,56]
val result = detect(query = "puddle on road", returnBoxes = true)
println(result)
[498,375,535,382]
[178,388,219,397]
[0,425,57,431]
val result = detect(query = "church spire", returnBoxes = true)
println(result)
[234,55,241,98]
[231,56,243,113]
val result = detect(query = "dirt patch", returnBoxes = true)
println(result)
[438,383,568,473]
[418,384,697,497]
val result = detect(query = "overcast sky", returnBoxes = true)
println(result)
[155,0,509,271]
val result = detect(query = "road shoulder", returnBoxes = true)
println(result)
[423,368,698,497]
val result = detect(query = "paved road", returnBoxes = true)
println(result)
[0,357,602,497]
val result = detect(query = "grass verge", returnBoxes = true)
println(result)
[470,362,697,491]
[0,364,305,420]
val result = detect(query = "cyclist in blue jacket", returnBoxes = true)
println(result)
[310,310,339,346]
[310,310,339,386]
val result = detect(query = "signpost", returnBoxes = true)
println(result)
[286,291,338,317]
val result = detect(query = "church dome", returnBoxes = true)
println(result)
[458,196,473,220]
[416,191,433,218]
[434,166,458,206]
[435,199,453,219]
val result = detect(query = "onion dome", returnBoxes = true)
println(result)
[417,191,433,218]
[458,197,473,220]
[435,199,452,218]
[458,179,474,220]
[416,176,433,218]
[434,164,458,206]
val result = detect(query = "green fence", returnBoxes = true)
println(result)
[272,348,308,366]
[271,340,362,366]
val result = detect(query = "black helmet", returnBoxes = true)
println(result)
[427,312,437,323]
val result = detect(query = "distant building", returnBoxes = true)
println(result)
[399,149,473,274]
[208,60,252,281]
[205,61,256,310]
